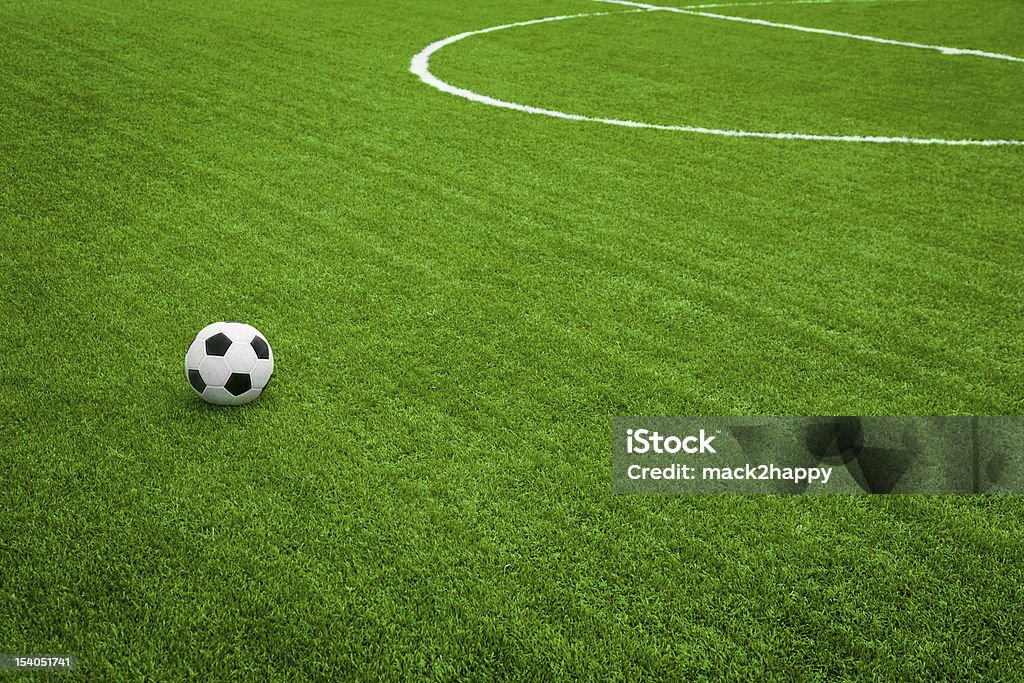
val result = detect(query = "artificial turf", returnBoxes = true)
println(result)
[1,0,1023,678]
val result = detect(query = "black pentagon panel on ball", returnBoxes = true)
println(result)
[251,335,270,360]
[206,332,232,357]
[188,369,206,393]
[225,372,252,396]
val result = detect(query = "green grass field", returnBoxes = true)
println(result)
[2,0,1023,678]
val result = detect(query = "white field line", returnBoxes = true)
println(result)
[410,11,646,120]
[408,2,1024,145]
[597,0,1024,62]
[683,0,921,9]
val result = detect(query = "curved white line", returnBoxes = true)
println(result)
[409,5,1024,145]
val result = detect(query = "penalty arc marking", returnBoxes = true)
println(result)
[409,0,1024,145]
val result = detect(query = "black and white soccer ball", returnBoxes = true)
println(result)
[185,322,274,406]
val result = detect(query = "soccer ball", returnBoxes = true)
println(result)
[185,322,274,405]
